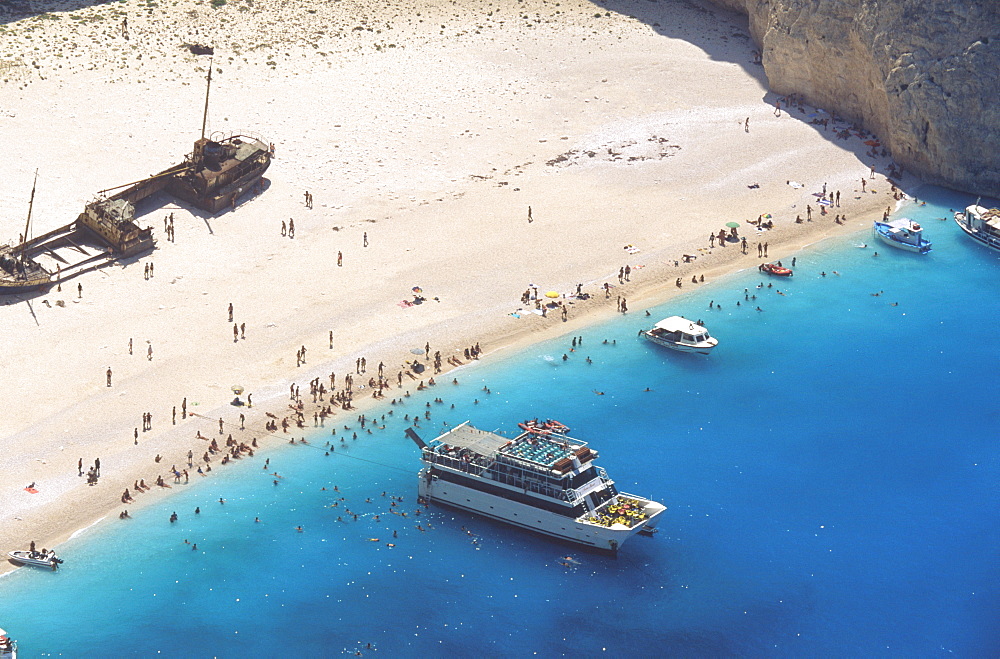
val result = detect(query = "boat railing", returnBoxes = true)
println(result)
[486,469,566,500]
[564,487,583,505]
[425,451,486,476]
[210,129,270,146]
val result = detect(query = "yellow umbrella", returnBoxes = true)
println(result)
[545,291,560,298]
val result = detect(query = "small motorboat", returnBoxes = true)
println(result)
[639,316,718,354]
[759,262,793,277]
[873,218,931,253]
[8,549,62,570]
[0,627,16,659]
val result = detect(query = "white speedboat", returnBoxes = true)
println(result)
[0,628,15,659]
[873,218,931,253]
[8,549,62,570]
[409,422,665,554]
[639,316,718,354]
[954,204,1000,252]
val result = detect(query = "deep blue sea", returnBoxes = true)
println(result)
[1,186,997,657]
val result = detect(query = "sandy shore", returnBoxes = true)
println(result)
[0,0,908,573]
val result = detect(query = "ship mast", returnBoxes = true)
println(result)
[17,169,38,258]
[200,57,213,140]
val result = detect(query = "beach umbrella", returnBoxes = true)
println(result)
[410,348,425,355]
[412,286,423,294]
[545,291,560,298]
[763,213,772,218]
[231,385,244,395]
[725,222,740,228]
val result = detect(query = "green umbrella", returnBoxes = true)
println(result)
[725,222,740,228]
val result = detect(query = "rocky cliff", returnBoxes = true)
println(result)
[707,0,1000,197]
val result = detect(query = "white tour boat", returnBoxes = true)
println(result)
[639,316,718,354]
[873,218,932,254]
[408,420,666,553]
[954,204,1000,252]
[8,549,62,570]
[0,628,15,659]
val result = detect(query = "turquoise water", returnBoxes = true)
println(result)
[1,187,997,657]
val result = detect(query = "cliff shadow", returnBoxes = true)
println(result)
[589,0,923,194]
[590,0,767,86]
[0,0,121,26]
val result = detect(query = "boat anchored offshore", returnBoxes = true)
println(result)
[954,204,1000,252]
[8,549,62,570]
[0,627,15,659]
[873,218,932,253]
[759,262,793,277]
[640,316,718,354]
[408,421,666,553]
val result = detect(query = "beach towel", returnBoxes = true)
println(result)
[24,487,38,494]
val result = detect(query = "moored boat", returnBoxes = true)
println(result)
[408,421,665,553]
[8,549,62,570]
[0,627,16,659]
[759,262,793,277]
[873,218,932,254]
[954,204,1000,252]
[639,315,718,355]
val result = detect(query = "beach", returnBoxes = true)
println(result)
[0,0,902,570]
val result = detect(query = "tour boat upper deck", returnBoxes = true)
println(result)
[420,421,596,478]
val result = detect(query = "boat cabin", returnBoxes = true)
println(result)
[648,316,712,344]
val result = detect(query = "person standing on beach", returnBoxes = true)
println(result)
[288,218,295,239]
[182,397,187,419]
[107,367,112,387]
[78,458,83,476]
[94,458,101,477]
[337,251,343,267]
[764,242,769,257]
[836,190,841,207]
[527,206,533,223]
[228,302,234,322]
[240,323,245,340]
[147,344,153,361]
[744,117,749,133]
[129,338,133,355]
[624,265,631,282]
[78,282,82,298]
[363,232,368,247]
[774,99,781,116]
[233,324,239,343]
[281,220,286,236]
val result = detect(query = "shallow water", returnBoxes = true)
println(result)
[0,186,997,657]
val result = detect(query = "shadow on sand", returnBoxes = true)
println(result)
[592,0,914,192]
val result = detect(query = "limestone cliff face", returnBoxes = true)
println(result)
[707,0,1000,196]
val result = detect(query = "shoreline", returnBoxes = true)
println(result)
[0,195,896,578]
[0,0,921,576]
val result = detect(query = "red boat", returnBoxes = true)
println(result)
[759,262,793,277]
